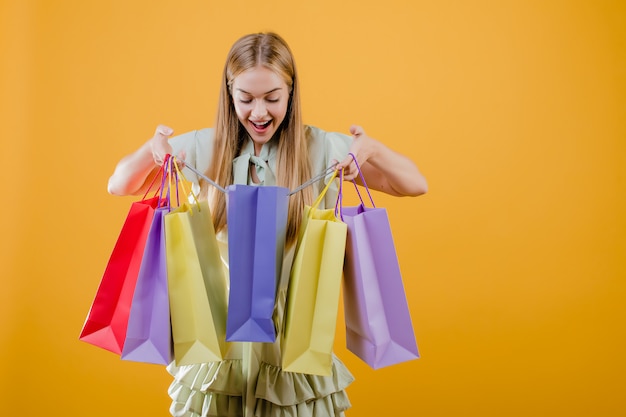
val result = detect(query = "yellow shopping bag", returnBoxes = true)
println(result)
[282,170,347,376]
[165,200,229,365]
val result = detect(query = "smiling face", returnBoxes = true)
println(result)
[231,65,290,155]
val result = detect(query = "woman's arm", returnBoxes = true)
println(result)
[336,125,428,197]
[107,125,183,196]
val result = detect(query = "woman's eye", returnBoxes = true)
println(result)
[266,98,280,103]
[239,98,252,104]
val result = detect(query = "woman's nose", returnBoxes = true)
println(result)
[251,100,267,118]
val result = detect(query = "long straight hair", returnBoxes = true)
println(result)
[201,32,313,246]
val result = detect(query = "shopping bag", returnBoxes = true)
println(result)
[282,170,347,376]
[340,155,419,369]
[121,159,178,364]
[79,195,160,354]
[121,206,173,364]
[225,185,289,342]
[165,199,229,365]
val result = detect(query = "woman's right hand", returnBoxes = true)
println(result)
[108,124,180,196]
[150,125,175,165]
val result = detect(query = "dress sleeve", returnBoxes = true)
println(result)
[169,128,215,188]
[305,126,352,209]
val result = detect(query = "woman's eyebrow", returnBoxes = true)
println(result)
[235,87,283,95]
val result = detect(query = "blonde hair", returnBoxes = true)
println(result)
[201,32,313,245]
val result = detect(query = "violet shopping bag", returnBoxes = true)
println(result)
[80,162,168,354]
[340,155,419,369]
[165,185,228,366]
[282,170,347,376]
[121,192,175,363]
[225,185,289,342]
[121,159,178,364]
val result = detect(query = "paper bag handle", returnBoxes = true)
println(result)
[170,156,202,211]
[140,154,171,203]
[184,161,338,197]
[335,153,376,221]
[347,153,376,208]
[156,155,180,209]
[308,169,339,217]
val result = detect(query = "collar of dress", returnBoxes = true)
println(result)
[232,137,278,186]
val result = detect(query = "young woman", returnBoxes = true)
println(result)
[108,32,427,417]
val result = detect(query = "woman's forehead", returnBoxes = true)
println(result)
[233,66,288,94]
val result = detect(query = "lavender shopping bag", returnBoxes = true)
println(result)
[121,206,173,365]
[340,157,419,369]
[225,185,289,342]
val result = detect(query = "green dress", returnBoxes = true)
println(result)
[166,126,354,417]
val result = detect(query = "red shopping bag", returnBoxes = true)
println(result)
[79,197,159,354]
[80,160,169,354]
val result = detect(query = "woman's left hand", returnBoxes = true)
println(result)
[335,125,378,181]
[335,124,428,197]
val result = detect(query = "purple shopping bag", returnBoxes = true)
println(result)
[339,157,419,369]
[121,207,173,365]
[225,185,289,342]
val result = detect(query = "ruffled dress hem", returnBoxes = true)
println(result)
[254,357,353,417]
[167,356,354,417]
[167,360,243,417]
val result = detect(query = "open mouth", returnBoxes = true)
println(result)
[250,120,272,132]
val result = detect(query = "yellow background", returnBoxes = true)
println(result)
[2,0,625,415]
